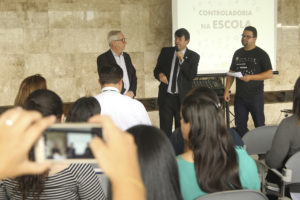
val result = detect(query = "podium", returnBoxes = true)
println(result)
[192,73,230,128]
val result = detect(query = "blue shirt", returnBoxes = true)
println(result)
[177,147,260,200]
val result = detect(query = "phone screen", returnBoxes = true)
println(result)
[44,128,102,160]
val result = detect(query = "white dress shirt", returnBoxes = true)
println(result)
[111,49,130,93]
[167,48,187,94]
[94,87,151,130]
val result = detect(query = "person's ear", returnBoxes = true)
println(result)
[111,40,115,47]
[186,39,190,45]
[118,78,123,90]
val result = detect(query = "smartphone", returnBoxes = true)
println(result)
[35,123,102,163]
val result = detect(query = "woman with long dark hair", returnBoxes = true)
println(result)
[177,87,260,199]
[0,89,105,200]
[66,97,101,122]
[127,125,182,200]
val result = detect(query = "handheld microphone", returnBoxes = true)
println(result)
[175,46,179,52]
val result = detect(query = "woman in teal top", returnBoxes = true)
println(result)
[177,87,260,200]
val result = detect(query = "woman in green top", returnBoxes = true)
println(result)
[177,87,260,200]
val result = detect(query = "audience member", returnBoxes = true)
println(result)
[90,115,146,200]
[0,89,105,199]
[65,97,101,159]
[177,87,260,199]
[265,76,300,198]
[94,63,151,130]
[0,107,55,180]
[14,74,47,106]
[66,96,101,122]
[127,125,182,200]
[169,88,244,155]
[170,127,244,156]
[266,76,300,167]
[97,30,137,98]
[0,109,145,200]
[24,89,64,122]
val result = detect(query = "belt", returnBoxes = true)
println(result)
[167,93,179,96]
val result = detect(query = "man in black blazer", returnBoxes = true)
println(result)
[97,31,137,98]
[154,28,200,137]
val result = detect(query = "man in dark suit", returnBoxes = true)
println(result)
[154,28,200,137]
[97,30,137,98]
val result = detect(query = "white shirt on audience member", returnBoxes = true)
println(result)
[94,87,151,130]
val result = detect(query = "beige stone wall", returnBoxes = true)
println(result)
[0,0,171,103]
[0,0,299,128]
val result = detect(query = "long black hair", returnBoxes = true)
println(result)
[181,87,242,193]
[16,89,63,200]
[127,125,182,200]
[66,97,100,122]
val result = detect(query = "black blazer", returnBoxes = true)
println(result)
[154,47,200,105]
[97,50,137,95]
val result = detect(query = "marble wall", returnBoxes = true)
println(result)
[0,0,299,128]
[0,0,171,105]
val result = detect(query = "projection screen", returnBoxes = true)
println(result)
[172,0,277,74]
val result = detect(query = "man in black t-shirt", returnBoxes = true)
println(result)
[224,26,273,137]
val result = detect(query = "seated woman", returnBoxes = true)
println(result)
[177,87,260,200]
[66,96,101,122]
[14,74,47,106]
[266,77,300,168]
[66,97,101,158]
[265,77,300,197]
[0,89,105,200]
[127,125,182,200]
[170,127,244,156]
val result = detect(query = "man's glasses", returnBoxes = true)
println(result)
[241,34,253,39]
[114,38,126,42]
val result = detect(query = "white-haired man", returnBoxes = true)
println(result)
[97,31,137,98]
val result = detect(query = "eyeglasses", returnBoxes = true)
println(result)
[114,38,126,42]
[241,34,254,39]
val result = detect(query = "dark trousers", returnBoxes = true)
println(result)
[159,93,180,138]
[169,128,185,155]
[234,93,265,137]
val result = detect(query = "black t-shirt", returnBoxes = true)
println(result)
[230,46,272,98]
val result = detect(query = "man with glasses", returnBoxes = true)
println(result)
[154,28,200,137]
[224,26,273,137]
[97,31,137,98]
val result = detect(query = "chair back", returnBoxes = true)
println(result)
[91,164,110,199]
[195,190,268,200]
[285,151,300,184]
[242,125,278,155]
[97,172,110,199]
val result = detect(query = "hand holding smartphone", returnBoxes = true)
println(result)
[35,123,102,163]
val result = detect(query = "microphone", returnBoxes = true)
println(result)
[175,46,179,52]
